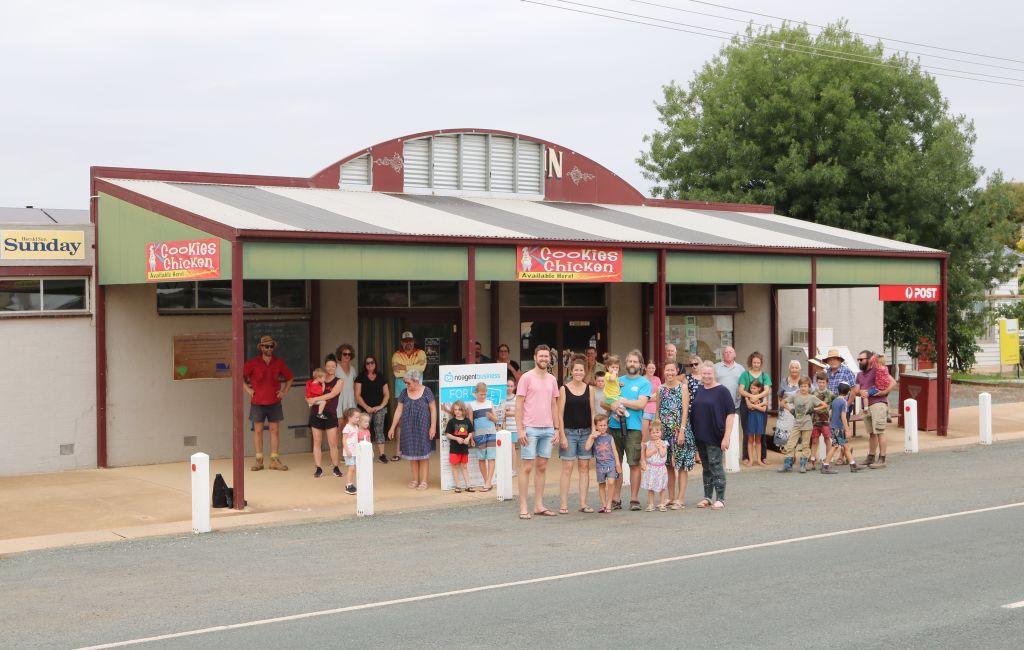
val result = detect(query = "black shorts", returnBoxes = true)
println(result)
[251,402,284,423]
[308,412,339,430]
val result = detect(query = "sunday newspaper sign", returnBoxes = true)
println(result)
[146,238,221,282]
[516,245,623,282]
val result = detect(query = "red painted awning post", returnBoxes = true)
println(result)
[655,249,666,371]
[465,246,476,365]
[90,184,108,467]
[770,285,779,411]
[231,240,246,508]
[808,257,817,378]
[936,257,949,436]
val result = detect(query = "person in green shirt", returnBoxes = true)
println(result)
[808,371,835,471]
[778,377,828,473]
[738,351,772,463]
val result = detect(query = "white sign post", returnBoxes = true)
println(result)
[495,430,514,501]
[725,414,741,472]
[356,440,374,516]
[979,392,993,445]
[903,398,919,453]
[438,363,508,491]
[190,452,211,534]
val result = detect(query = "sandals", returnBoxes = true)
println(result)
[453,487,463,493]
[658,504,668,512]
[645,504,655,512]
[630,501,642,511]
[534,509,558,517]
[612,501,622,510]
[390,455,401,462]
[465,487,476,492]
[479,486,493,492]
[579,506,595,513]
[598,507,610,514]
[519,513,532,520]
[711,500,725,510]
[416,482,428,490]
[558,508,570,515]
[669,501,683,510]
[696,498,712,508]
[407,480,419,489]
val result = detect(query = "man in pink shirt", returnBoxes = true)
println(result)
[515,344,560,519]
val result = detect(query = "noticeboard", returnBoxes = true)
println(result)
[999,318,1020,366]
[245,320,312,379]
[172,333,232,380]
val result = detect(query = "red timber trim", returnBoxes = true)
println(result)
[936,257,949,436]
[90,180,108,468]
[0,265,91,277]
[236,228,949,260]
[94,179,238,241]
[808,256,817,375]
[231,240,246,509]
[655,250,667,371]
[90,166,309,189]
[465,247,477,362]
[770,285,779,413]
[644,198,775,214]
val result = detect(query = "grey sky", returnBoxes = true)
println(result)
[1,0,1020,208]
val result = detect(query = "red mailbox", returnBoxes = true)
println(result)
[898,371,949,432]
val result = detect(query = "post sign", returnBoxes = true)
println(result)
[146,238,221,282]
[999,318,1020,366]
[1,230,85,260]
[516,245,622,282]
[878,285,940,302]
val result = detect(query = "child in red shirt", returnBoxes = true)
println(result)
[305,368,328,420]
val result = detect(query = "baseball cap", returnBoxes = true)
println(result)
[401,331,414,340]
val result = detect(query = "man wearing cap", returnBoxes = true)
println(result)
[822,348,856,395]
[391,331,427,461]
[243,335,294,471]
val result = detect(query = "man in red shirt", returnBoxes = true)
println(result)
[243,335,294,471]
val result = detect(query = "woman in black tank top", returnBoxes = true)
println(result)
[557,356,597,514]
[307,356,343,478]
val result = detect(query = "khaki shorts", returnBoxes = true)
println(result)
[863,401,888,434]
[610,427,643,466]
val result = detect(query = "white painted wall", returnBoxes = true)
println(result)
[319,280,358,361]
[0,314,96,475]
[779,287,884,359]
[734,284,772,372]
[609,283,642,356]
[105,284,310,467]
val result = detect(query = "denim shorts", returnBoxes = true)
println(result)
[474,447,496,461]
[521,426,555,460]
[642,411,655,421]
[596,466,619,483]
[343,456,356,467]
[560,428,592,460]
[250,402,284,423]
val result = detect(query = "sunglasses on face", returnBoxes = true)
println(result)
[857,357,867,362]
[261,344,275,349]
[688,363,699,367]
[366,360,376,365]
[341,352,353,357]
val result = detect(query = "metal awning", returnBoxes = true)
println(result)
[100,178,938,253]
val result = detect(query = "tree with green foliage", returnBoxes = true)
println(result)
[639,21,1018,370]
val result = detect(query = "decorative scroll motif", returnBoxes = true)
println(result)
[373,153,404,172]
[567,165,596,186]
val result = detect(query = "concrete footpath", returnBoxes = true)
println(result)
[2,401,1021,556]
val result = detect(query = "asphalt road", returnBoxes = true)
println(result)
[5,441,1024,649]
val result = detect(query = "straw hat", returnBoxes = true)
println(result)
[258,335,276,347]
[822,348,844,363]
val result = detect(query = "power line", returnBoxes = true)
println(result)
[679,0,1024,66]
[520,1,1024,89]
[547,1,1024,84]
[630,0,1024,73]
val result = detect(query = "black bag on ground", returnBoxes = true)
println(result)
[212,473,230,508]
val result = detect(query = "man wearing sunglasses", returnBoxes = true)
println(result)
[243,335,294,471]
[851,349,893,469]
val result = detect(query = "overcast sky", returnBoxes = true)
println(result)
[1,0,1021,208]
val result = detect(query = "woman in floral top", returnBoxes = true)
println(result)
[684,355,702,465]
[658,360,694,510]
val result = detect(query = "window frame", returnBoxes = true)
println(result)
[155,280,311,315]
[666,283,744,312]
[0,276,91,317]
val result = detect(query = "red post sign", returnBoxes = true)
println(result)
[516,245,622,282]
[146,238,221,282]
[878,285,940,302]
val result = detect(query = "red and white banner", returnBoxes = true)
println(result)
[516,245,622,282]
[878,285,940,302]
[146,238,221,282]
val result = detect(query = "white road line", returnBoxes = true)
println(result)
[1003,601,1024,609]
[76,500,1024,650]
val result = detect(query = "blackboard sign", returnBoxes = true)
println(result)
[245,320,311,380]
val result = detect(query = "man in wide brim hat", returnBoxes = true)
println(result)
[821,348,856,397]
[243,332,294,471]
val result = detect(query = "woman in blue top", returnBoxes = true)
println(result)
[690,361,735,510]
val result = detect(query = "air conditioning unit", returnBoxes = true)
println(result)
[791,328,834,347]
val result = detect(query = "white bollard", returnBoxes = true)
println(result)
[817,429,828,462]
[356,440,374,516]
[621,451,630,486]
[495,430,513,502]
[979,392,993,445]
[190,452,211,534]
[854,396,864,416]
[725,414,741,472]
[903,398,919,453]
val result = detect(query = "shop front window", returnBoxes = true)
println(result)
[666,314,734,363]
[0,278,89,315]
[156,280,310,313]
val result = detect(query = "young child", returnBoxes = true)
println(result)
[357,412,372,444]
[305,368,328,419]
[444,400,474,493]
[585,414,621,513]
[602,356,622,426]
[744,379,768,467]
[778,377,827,474]
[469,382,498,492]
[593,371,607,414]
[501,378,519,478]
[640,421,669,511]
[808,371,836,471]
[821,383,863,474]
[341,408,360,494]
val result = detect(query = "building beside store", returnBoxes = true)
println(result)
[2,129,950,497]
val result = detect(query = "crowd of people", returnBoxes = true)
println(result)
[242,332,896,509]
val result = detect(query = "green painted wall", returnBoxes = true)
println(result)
[243,242,467,280]
[817,257,941,285]
[98,194,230,285]
[622,251,657,282]
[476,247,515,281]
[667,253,811,284]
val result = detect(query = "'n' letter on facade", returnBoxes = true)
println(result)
[546,147,563,179]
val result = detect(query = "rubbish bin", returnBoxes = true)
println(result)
[898,371,949,432]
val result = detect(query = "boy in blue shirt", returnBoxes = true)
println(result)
[821,383,863,474]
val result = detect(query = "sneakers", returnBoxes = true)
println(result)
[820,464,838,474]
[345,484,357,495]
[378,454,389,464]
[251,456,264,471]
[269,456,288,471]
[850,463,864,472]
[313,466,323,479]
[862,454,875,466]
[332,466,342,478]
[869,457,887,469]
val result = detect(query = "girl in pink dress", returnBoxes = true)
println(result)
[641,421,669,511]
